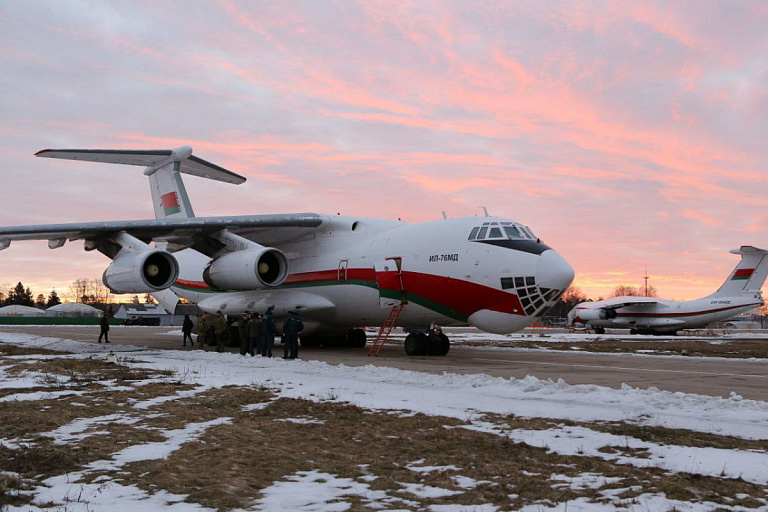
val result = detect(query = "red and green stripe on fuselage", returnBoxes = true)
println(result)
[172,267,524,322]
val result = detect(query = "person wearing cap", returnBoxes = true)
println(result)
[182,314,194,348]
[197,313,209,350]
[214,310,227,353]
[282,310,304,359]
[98,311,110,344]
[261,306,276,357]
[249,312,263,356]
[238,312,251,356]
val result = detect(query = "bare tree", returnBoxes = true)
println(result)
[86,278,111,305]
[612,284,657,297]
[612,285,641,297]
[70,278,88,303]
[70,278,112,305]
[544,285,589,319]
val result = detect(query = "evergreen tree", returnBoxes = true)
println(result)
[35,294,46,309]
[9,282,34,307]
[46,289,62,308]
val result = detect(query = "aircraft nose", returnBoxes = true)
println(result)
[536,249,575,292]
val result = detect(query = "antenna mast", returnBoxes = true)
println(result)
[644,265,649,297]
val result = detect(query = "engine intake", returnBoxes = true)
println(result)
[203,247,288,290]
[103,250,179,294]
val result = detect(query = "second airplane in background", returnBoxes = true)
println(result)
[568,246,768,334]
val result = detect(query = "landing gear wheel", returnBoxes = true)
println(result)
[427,333,450,356]
[404,332,428,356]
[347,328,367,348]
[594,327,605,334]
[629,329,638,335]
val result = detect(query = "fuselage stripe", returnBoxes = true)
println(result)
[616,303,762,318]
[174,267,527,320]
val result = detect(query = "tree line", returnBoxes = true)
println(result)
[0,282,61,309]
[1,278,158,311]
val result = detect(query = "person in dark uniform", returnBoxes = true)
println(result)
[261,305,276,357]
[282,310,304,359]
[197,313,208,350]
[249,313,262,356]
[238,313,250,356]
[182,314,194,347]
[214,310,227,353]
[98,312,110,344]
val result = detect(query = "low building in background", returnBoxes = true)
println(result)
[45,302,103,318]
[0,305,45,317]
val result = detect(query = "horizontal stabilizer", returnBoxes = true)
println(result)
[35,147,246,185]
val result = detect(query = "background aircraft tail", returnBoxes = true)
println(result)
[707,246,768,298]
[36,146,246,219]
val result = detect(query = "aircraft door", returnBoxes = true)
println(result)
[338,259,348,281]
[374,256,407,307]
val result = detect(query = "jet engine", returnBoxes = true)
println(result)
[572,308,616,322]
[102,250,179,294]
[203,247,288,290]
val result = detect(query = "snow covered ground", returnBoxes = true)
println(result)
[2,330,768,511]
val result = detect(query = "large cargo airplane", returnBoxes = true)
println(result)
[567,246,768,335]
[0,146,574,355]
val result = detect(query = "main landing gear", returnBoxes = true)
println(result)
[404,330,450,356]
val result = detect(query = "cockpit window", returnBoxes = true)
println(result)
[468,222,537,241]
[520,226,536,239]
[503,225,522,239]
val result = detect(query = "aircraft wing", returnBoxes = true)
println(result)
[0,213,324,251]
[597,298,660,310]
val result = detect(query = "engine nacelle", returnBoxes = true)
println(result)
[572,308,616,323]
[102,250,179,294]
[203,247,288,290]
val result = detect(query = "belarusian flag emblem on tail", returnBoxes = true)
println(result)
[161,192,181,215]
[732,268,754,280]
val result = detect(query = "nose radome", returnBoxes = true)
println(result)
[536,249,575,292]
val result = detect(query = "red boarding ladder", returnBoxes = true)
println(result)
[368,304,403,356]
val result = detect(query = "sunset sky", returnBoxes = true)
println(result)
[1,1,767,302]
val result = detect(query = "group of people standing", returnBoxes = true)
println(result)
[186,306,303,359]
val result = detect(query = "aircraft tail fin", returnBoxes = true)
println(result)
[707,246,768,298]
[35,147,246,220]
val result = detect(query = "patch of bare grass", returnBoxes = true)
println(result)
[115,397,768,511]
[3,344,767,511]
[592,421,768,452]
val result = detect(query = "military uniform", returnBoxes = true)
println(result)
[214,311,227,353]
[238,314,250,356]
[282,311,304,359]
[249,314,262,356]
[262,307,276,357]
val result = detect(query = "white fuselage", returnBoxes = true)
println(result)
[170,215,574,335]
[568,293,764,333]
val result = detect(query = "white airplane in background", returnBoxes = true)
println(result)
[567,246,768,335]
[0,146,574,355]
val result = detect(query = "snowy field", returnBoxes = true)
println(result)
[2,330,768,511]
